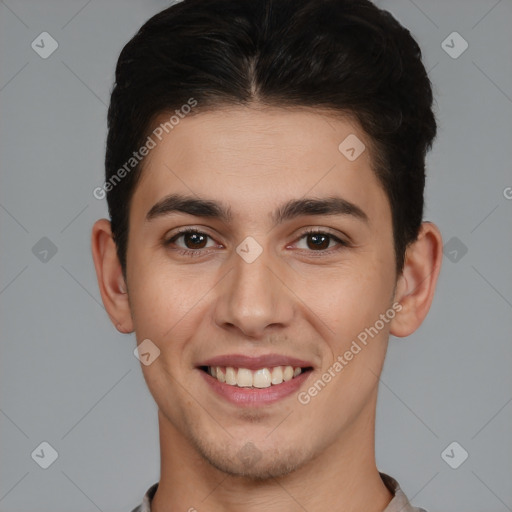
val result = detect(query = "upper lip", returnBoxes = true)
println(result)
[197,354,314,371]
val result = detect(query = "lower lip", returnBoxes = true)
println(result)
[198,368,312,407]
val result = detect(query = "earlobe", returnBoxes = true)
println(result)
[91,219,134,334]
[390,221,443,338]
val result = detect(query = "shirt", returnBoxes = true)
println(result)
[130,472,427,512]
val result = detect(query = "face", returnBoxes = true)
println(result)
[123,106,400,478]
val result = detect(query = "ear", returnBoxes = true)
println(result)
[91,218,134,334]
[390,221,443,337]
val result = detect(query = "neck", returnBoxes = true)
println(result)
[152,394,393,512]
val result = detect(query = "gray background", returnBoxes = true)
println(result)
[1,1,511,511]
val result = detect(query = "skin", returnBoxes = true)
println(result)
[91,105,443,512]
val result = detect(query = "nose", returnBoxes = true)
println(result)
[213,246,294,339]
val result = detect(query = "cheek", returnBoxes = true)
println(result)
[300,258,391,329]
[127,257,214,348]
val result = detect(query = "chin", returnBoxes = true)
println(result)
[195,435,312,480]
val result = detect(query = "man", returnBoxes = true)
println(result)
[91,0,443,510]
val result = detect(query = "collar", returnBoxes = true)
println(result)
[134,472,427,512]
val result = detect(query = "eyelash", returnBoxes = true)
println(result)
[163,228,349,258]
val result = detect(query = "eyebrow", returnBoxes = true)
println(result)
[145,193,369,226]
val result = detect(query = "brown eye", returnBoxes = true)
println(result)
[294,229,347,253]
[164,229,215,252]
[181,231,208,249]
[306,233,331,250]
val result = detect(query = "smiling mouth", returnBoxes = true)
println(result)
[198,365,313,388]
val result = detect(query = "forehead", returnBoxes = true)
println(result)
[130,105,389,227]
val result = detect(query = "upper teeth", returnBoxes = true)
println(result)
[207,365,302,388]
